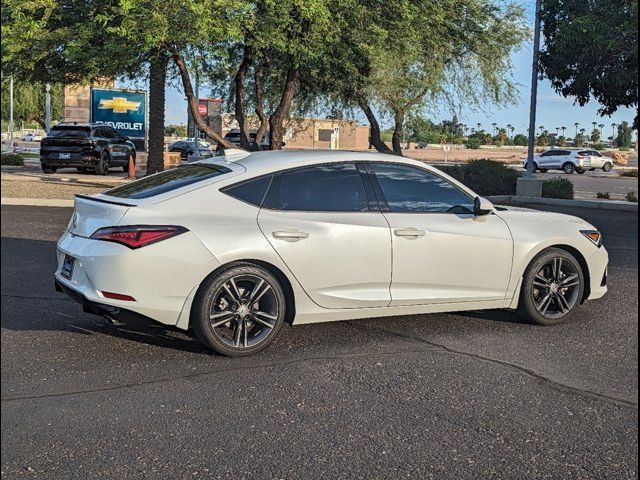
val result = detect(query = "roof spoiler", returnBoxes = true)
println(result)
[214,148,251,162]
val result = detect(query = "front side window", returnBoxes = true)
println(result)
[263,163,368,212]
[106,164,232,199]
[370,163,474,213]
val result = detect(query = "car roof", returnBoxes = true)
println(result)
[196,149,450,177]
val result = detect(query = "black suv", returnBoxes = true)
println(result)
[40,123,136,175]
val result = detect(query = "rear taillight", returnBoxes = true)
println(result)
[90,225,188,249]
[576,155,584,159]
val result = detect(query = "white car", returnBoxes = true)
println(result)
[525,149,614,174]
[55,150,609,356]
[21,133,43,142]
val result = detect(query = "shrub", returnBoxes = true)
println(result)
[0,153,24,166]
[626,192,638,203]
[620,169,638,177]
[513,134,528,146]
[465,137,483,149]
[592,143,607,151]
[605,151,629,166]
[596,192,611,199]
[436,159,521,196]
[542,178,574,199]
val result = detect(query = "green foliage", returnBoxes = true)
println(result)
[539,0,638,129]
[164,125,187,137]
[536,131,550,146]
[437,159,521,196]
[620,169,638,177]
[626,192,638,203]
[513,134,528,146]
[466,137,483,149]
[592,143,606,151]
[542,178,574,200]
[0,153,24,165]
[574,133,587,147]
[596,192,611,199]
[0,81,61,127]
[616,121,633,148]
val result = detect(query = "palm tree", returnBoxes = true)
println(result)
[477,122,482,132]
[539,125,545,133]
[491,122,497,136]
[561,126,567,137]
[574,122,580,138]
[611,122,618,146]
[506,123,513,140]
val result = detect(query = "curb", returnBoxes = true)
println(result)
[488,195,638,212]
[1,197,74,207]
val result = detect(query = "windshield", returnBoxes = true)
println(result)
[105,164,232,199]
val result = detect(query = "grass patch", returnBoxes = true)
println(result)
[436,159,521,196]
[0,153,24,166]
[626,192,638,203]
[620,169,638,177]
[542,178,574,200]
[596,192,611,199]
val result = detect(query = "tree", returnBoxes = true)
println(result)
[536,130,550,147]
[616,121,633,148]
[0,80,61,129]
[539,0,638,129]
[590,127,601,143]
[513,133,528,146]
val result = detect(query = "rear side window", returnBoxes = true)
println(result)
[263,163,368,212]
[222,175,273,207]
[48,126,91,138]
[106,164,231,199]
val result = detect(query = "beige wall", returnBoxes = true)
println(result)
[62,80,115,123]
[284,118,370,150]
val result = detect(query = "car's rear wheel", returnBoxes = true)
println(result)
[562,162,576,174]
[95,151,110,175]
[517,248,585,326]
[577,168,586,174]
[603,162,613,172]
[192,264,286,357]
[526,161,539,172]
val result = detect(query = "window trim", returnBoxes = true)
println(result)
[364,161,476,215]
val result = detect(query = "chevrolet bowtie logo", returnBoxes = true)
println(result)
[98,97,141,114]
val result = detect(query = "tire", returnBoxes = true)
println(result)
[540,169,548,173]
[603,162,613,172]
[191,264,287,357]
[562,162,576,174]
[517,248,585,326]
[577,168,586,175]
[95,151,110,175]
[525,161,539,173]
[42,167,56,174]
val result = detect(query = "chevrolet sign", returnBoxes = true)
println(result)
[91,88,147,151]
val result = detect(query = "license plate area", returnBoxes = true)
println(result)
[61,254,75,279]
[59,153,71,159]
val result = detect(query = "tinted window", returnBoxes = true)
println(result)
[106,164,231,199]
[223,175,273,207]
[103,126,118,138]
[263,163,368,212]
[370,163,474,213]
[48,126,91,138]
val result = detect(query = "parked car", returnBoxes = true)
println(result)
[223,129,271,149]
[524,149,614,174]
[54,150,609,357]
[168,140,213,161]
[21,133,43,142]
[40,123,136,175]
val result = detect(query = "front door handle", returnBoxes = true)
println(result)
[394,227,426,237]
[272,229,309,240]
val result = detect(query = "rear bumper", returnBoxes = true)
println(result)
[41,154,99,168]
[55,230,221,328]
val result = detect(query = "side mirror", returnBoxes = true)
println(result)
[474,196,494,216]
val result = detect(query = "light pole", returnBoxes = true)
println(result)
[611,123,617,147]
[9,76,15,149]
[45,83,51,133]
[517,0,543,197]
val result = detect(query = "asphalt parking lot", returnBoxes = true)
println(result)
[1,205,638,479]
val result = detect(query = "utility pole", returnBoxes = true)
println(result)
[517,0,543,197]
[45,83,52,133]
[9,76,15,149]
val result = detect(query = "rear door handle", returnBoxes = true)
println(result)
[394,227,426,237]
[272,229,309,240]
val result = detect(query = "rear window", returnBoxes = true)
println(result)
[222,175,273,206]
[105,164,232,199]
[48,126,91,138]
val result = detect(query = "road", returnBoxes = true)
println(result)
[1,205,638,479]
[534,170,638,200]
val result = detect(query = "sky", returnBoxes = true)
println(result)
[121,2,637,138]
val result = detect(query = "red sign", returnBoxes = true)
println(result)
[198,103,207,116]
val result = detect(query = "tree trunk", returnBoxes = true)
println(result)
[357,98,393,154]
[147,52,169,174]
[252,57,270,150]
[391,109,404,155]
[172,52,236,150]
[269,66,299,150]
[234,46,253,149]
[32,117,47,131]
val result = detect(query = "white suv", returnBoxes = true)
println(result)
[524,149,614,174]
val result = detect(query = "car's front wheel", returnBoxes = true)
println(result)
[562,162,576,174]
[517,248,585,326]
[602,162,613,172]
[95,151,110,175]
[192,264,287,356]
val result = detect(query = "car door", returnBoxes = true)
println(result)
[538,150,559,168]
[257,162,392,309]
[366,162,513,306]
